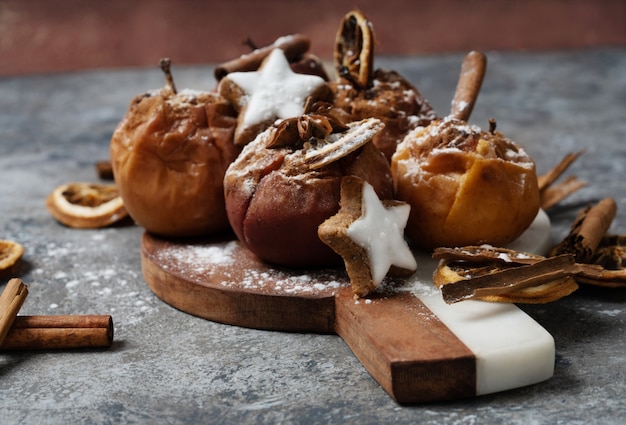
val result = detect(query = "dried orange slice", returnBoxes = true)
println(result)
[0,240,24,272]
[46,183,128,228]
[334,9,375,89]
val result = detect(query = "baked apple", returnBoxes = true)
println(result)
[224,105,393,267]
[392,116,540,249]
[391,49,539,249]
[110,59,240,237]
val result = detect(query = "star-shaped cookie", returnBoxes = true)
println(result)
[318,176,417,297]
[218,48,330,146]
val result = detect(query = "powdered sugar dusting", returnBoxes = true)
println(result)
[163,240,238,267]
[396,273,442,298]
[145,237,453,301]
[234,268,344,294]
[150,239,349,296]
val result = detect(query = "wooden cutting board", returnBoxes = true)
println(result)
[141,211,555,403]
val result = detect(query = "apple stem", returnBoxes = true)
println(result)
[159,58,177,94]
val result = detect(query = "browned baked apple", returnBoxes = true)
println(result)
[392,116,540,249]
[391,49,539,250]
[110,59,240,237]
[224,105,393,267]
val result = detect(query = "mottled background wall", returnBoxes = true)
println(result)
[1,0,624,76]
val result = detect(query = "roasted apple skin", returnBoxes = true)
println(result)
[110,89,240,237]
[391,118,540,249]
[224,129,393,267]
[330,69,437,161]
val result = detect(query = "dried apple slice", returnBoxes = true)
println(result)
[304,118,384,169]
[46,183,128,229]
[0,240,24,272]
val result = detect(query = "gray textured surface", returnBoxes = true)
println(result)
[1,48,625,424]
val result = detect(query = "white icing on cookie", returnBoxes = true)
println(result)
[346,182,417,285]
[225,49,326,131]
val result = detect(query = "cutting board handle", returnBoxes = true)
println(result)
[334,289,476,403]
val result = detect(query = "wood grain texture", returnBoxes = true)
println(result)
[335,290,475,403]
[141,231,477,402]
[141,232,337,332]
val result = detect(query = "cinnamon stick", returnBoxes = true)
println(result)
[450,50,487,121]
[441,254,579,303]
[433,246,544,266]
[537,149,585,192]
[550,197,617,262]
[540,175,587,210]
[0,315,114,350]
[0,278,28,346]
[214,34,311,81]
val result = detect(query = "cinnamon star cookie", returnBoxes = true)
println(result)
[318,176,417,297]
[218,48,331,146]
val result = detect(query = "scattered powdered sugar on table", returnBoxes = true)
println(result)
[598,309,621,317]
[29,236,156,324]
[41,241,74,260]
